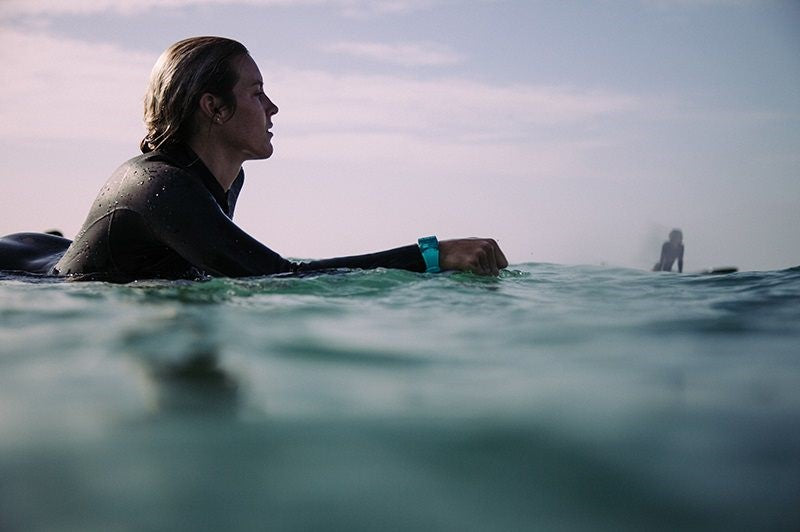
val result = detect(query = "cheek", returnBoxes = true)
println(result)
[248,100,266,122]
[248,110,266,132]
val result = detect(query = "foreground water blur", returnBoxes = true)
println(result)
[1,264,799,531]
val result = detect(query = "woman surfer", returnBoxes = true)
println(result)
[0,37,507,281]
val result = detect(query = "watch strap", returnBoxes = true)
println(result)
[417,236,441,273]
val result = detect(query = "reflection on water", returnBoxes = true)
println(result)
[122,307,240,417]
[146,349,239,416]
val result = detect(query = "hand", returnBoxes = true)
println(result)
[439,238,508,276]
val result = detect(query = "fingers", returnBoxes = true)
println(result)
[477,238,506,271]
[478,239,504,275]
[484,244,500,276]
[470,239,501,276]
[489,239,509,269]
[475,245,494,276]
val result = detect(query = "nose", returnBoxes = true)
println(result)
[263,94,278,117]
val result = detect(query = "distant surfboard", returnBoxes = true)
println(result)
[698,267,738,275]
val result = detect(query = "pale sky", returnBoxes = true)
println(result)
[1,0,798,271]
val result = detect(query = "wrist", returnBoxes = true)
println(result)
[417,236,441,273]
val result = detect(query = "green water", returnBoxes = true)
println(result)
[1,264,799,531]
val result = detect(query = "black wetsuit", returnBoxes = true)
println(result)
[2,144,425,281]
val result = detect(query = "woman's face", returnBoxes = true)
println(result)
[218,54,279,160]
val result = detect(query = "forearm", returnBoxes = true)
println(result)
[296,244,426,273]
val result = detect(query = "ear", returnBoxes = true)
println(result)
[197,93,229,123]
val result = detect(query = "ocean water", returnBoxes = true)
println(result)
[0,263,798,531]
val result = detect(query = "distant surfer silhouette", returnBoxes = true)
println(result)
[653,229,684,273]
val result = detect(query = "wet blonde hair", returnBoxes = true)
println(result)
[140,36,249,153]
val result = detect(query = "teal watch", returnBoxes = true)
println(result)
[417,236,441,273]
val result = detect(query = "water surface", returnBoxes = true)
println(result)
[1,264,799,531]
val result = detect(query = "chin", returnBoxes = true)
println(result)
[248,144,273,160]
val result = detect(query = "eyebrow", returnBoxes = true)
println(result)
[247,80,264,88]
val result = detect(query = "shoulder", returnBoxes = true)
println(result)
[107,150,181,182]
[127,148,193,174]
[113,148,203,187]
[102,149,210,212]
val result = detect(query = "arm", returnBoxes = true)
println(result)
[300,245,425,273]
[145,171,427,276]
[655,242,669,271]
[678,245,684,273]
[147,170,507,277]
[299,238,509,275]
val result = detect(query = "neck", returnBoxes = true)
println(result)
[186,135,243,192]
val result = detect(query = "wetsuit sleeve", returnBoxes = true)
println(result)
[144,170,425,277]
[678,245,684,273]
[299,245,425,273]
